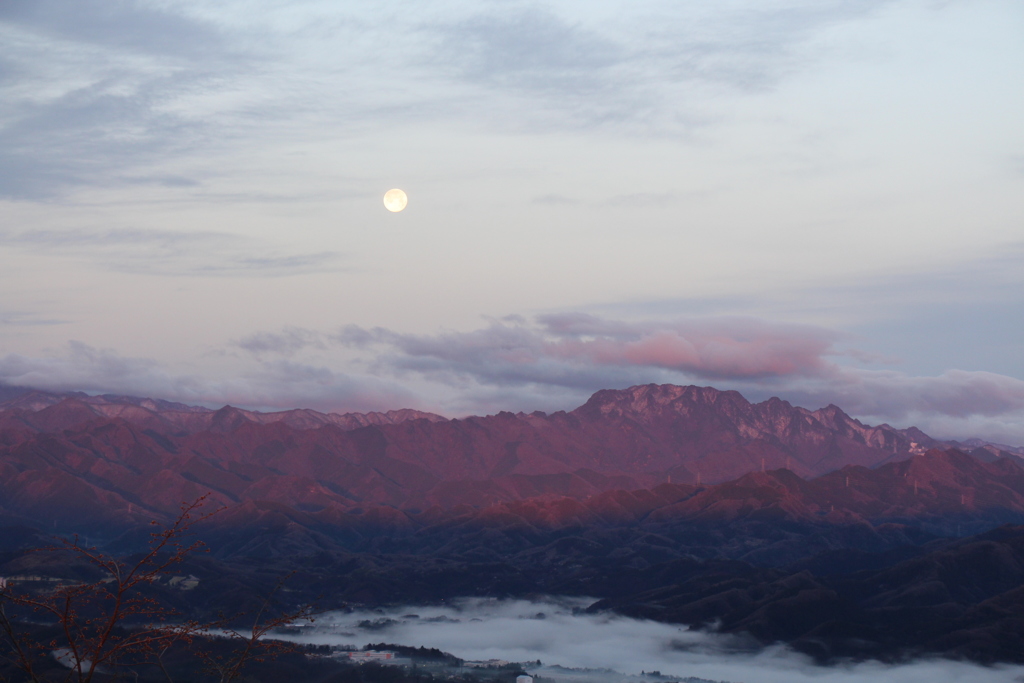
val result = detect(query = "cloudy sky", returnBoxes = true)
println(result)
[1,0,1023,442]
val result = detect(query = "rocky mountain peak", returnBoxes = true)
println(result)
[576,384,750,420]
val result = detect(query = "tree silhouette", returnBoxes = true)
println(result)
[0,496,315,683]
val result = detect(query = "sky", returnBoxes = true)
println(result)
[1,0,1023,442]
[278,598,1024,683]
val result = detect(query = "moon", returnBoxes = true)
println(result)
[383,188,408,212]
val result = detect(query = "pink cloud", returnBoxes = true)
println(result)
[342,314,840,384]
[337,315,1024,440]
[543,324,833,379]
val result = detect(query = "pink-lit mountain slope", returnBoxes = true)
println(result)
[2,383,1006,531]
[185,448,1024,564]
[409,448,1024,537]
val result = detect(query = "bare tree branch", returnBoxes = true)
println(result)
[0,496,314,683]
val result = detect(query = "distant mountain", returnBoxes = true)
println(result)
[950,437,1024,460]
[0,383,1000,532]
[0,388,446,434]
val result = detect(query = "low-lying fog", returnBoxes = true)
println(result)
[281,598,1024,683]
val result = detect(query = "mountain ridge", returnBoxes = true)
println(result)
[3,383,1022,534]
[0,387,447,435]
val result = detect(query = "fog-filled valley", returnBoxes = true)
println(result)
[279,598,1024,683]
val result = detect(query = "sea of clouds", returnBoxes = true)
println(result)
[278,597,1024,683]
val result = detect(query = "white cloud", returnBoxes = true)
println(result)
[0,226,345,277]
[0,341,418,413]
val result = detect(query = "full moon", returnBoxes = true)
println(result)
[383,188,408,212]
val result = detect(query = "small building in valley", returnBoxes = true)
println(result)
[348,651,397,662]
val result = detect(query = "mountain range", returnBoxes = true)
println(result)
[4,383,1024,663]
[6,382,1019,532]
